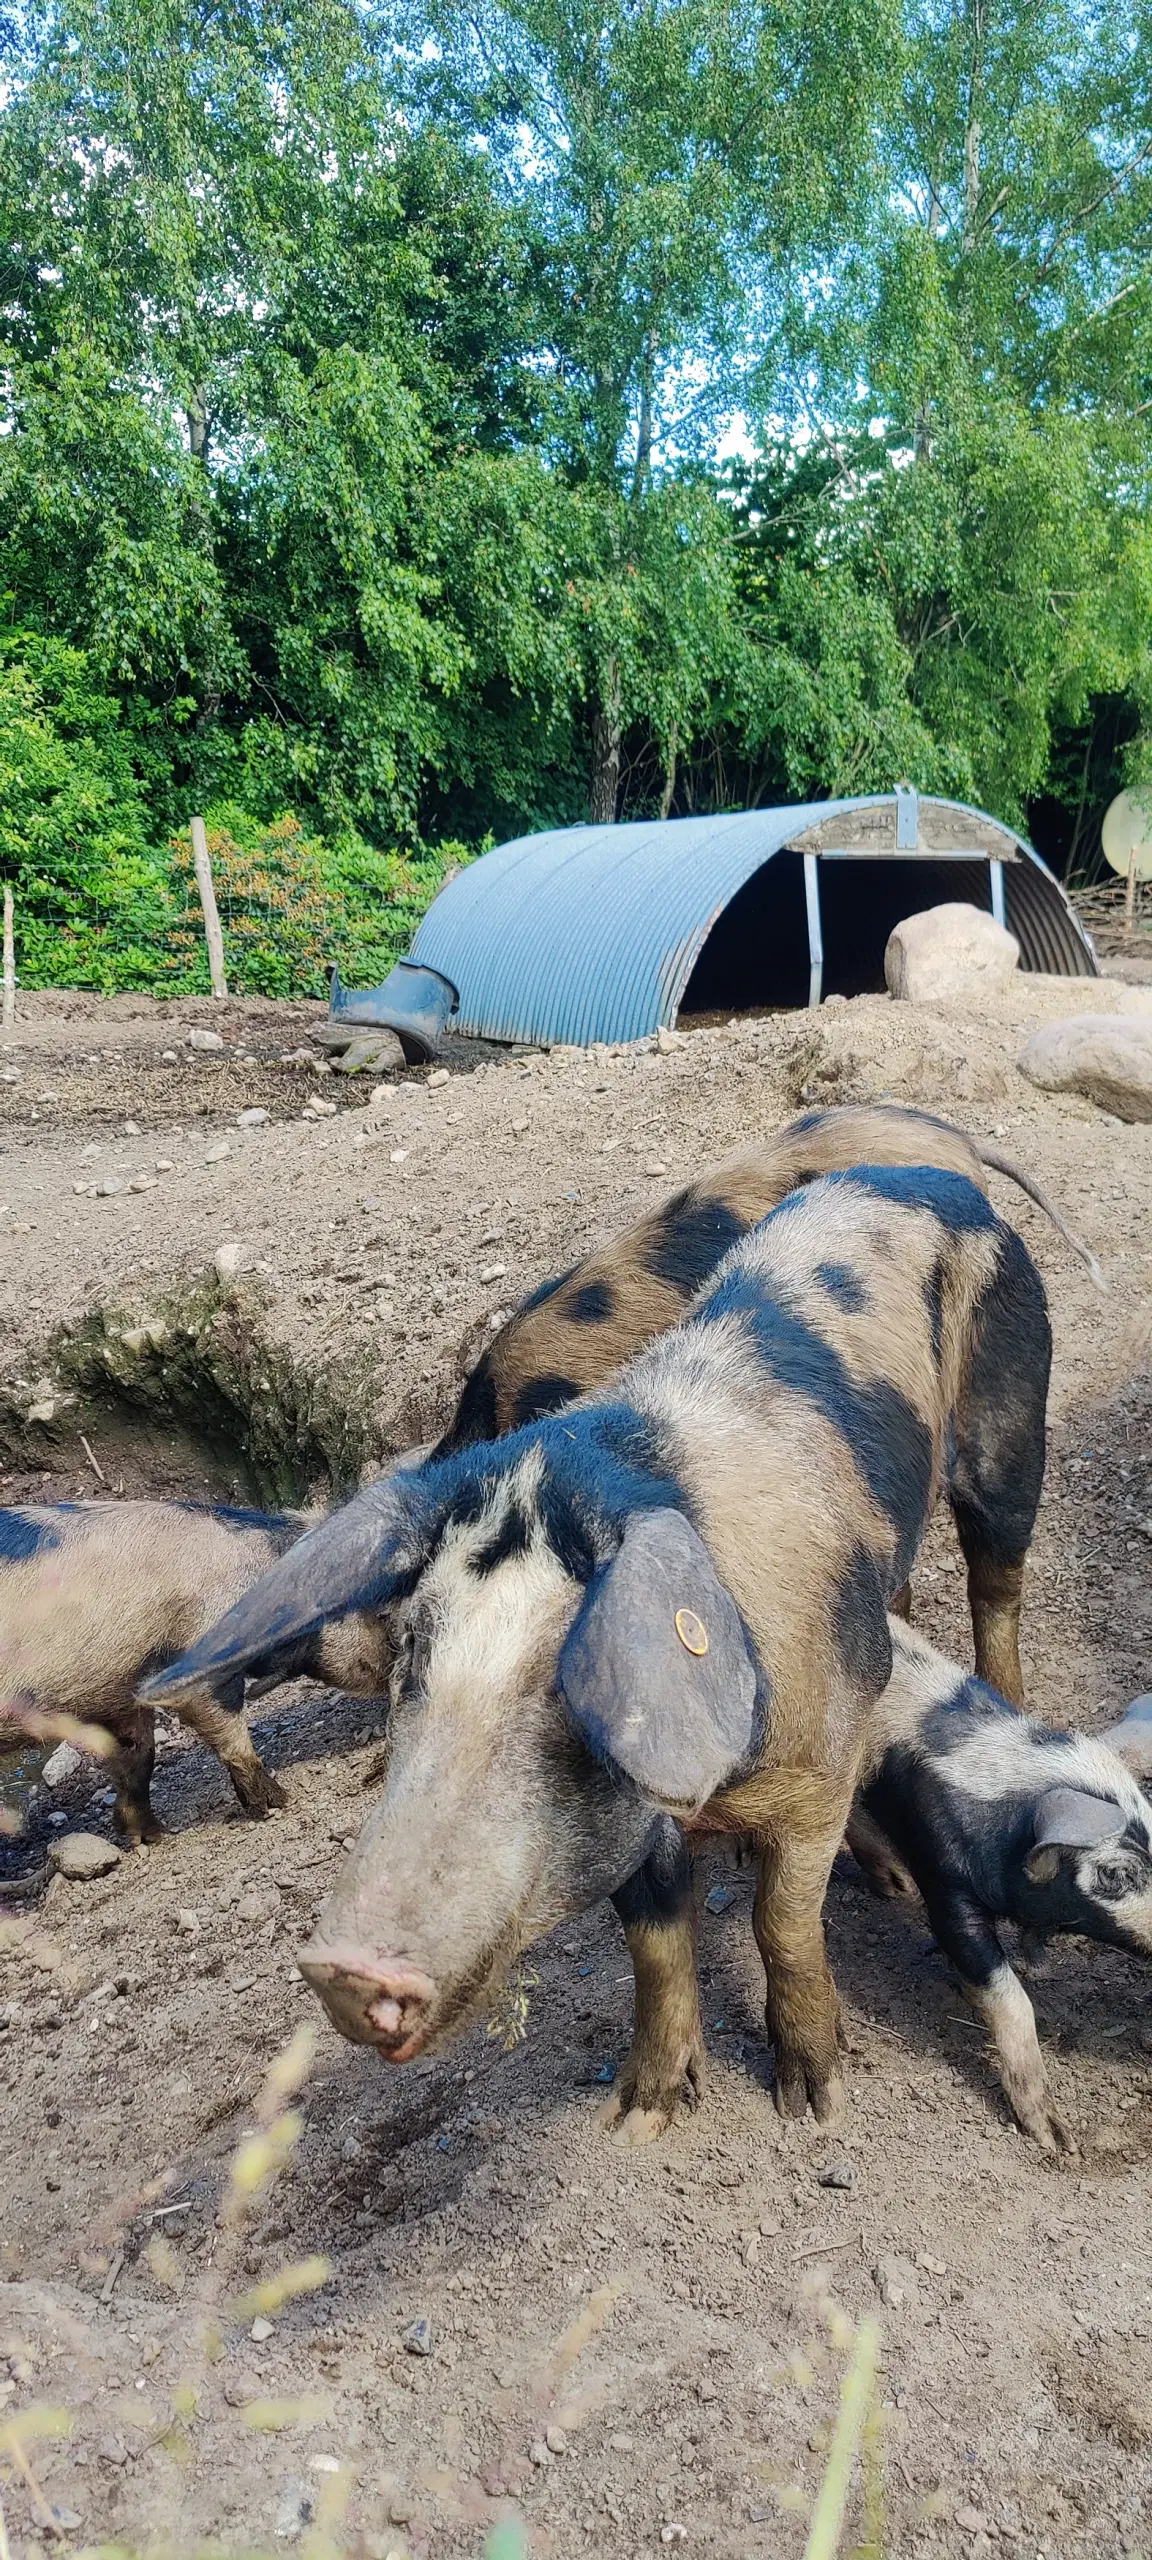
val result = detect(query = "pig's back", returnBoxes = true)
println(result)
[0,1501,303,1713]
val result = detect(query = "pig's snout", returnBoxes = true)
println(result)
[297,1939,437,2060]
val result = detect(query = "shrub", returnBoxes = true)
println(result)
[159,811,469,999]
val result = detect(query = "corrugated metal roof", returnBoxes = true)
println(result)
[409,798,1096,1047]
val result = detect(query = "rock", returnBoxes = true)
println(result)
[223,2369,263,2406]
[122,1119,141,1136]
[1018,1013,1152,1122]
[817,2158,857,2190]
[214,1237,256,1278]
[129,1175,157,1193]
[510,1115,530,1137]
[884,903,1020,1003]
[955,2507,990,2536]
[332,1033,404,1077]
[545,2425,568,2454]
[479,1263,506,1284]
[237,1108,270,1128]
[188,1028,225,1052]
[250,2316,275,2342]
[427,1068,450,1088]
[42,1743,83,1788]
[204,1140,231,1163]
[304,1096,338,1119]
[155,1158,175,1173]
[49,1833,122,1881]
[645,1159,668,1176]
[656,1025,683,1053]
[874,2252,919,2309]
[660,2528,688,2547]
[1,1066,21,1083]
[161,1048,179,1062]
[528,2441,551,2467]
[401,2318,433,2357]
[235,1881,279,1924]
[95,1178,125,1197]
[609,2434,634,2453]
[388,2494,413,2526]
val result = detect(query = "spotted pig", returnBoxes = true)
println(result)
[148,1166,1052,2137]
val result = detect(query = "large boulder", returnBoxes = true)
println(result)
[1018,1013,1152,1122]
[885,902,1020,1003]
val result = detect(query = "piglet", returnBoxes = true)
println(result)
[857,1627,1152,2150]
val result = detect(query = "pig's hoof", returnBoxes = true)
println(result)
[1017,2097,1078,2156]
[605,2103,670,2147]
[600,2038,705,2143]
[115,1805,165,1847]
[773,2057,845,2126]
[233,1768,288,1818]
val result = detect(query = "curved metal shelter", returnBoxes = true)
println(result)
[407,789,1097,1050]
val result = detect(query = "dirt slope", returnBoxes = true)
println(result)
[2,975,1152,2560]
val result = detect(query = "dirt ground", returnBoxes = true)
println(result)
[3,969,1152,2560]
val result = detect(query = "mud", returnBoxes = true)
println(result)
[2,975,1152,2559]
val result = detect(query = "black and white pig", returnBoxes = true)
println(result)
[856,1628,1152,2151]
[147,1165,1052,2136]
[0,1501,394,1842]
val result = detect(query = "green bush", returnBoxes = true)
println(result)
[0,637,468,996]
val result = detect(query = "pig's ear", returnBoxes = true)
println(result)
[558,1508,761,1812]
[1024,1787,1127,1883]
[1100,1695,1152,1782]
[141,1467,438,1699]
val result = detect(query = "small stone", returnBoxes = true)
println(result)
[250,2316,275,2342]
[73,1182,93,1195]
[188,1028,225,1051]
[389,1148,409,1164]
[204,1140,231,1163]
[401,2318,433,2357]
[510,1115,530,1137]
[529,2440,551,2467]
[49,1834,122,1882]
[704,1885,734,1914]
[122,1119,141,1136]
[656,1025,682,1053]
[427,1068,450,1088]
[545,2424,567,2454]
[817,2158,856,2190]
[162,1048,179,1062]
[309,2455,341,2474]
[236,1882,279,1924]
[645,1159,668,1176]
[48,2507,82,2532]
[388,2495,413,2526]
[155,1158,175,1173]
[609,2434,634,2453]
[42,1742,82,1788]
[696,2380,716,2403]
[479,1263,506,1284]
[955,2508,991,2537]
[175,1908,200,1936]
[305,1097,338,1119]
[273,2482,309,2539]
[214,1237,255,1277]
[874,2253,918,2309]
[98,2437,127,2466]
[95,1178,125,1197]
[129,1174,157,1193]
[223,2370,262,2406]
[0,1066,21,1082]
[238,1108,270,1128]
[660,2526,688,2546]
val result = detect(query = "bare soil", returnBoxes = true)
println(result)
[3,973,1152,2560]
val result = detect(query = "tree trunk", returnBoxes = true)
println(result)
[186,390,209,461]
[589,659,622,823]
[659,721,678,819]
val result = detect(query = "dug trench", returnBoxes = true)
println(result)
[2,983,1152,2556]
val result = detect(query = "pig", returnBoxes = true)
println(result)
[147,1163,1052,2137]
[855,1629,1152,2151]
[440,1102,1099,1451]
[0,1501,393,1843]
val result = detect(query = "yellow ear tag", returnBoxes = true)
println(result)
[675,1607,709,1657]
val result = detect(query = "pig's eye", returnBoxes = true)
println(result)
[396,1611,433,1698]
[1094,1855,1145,1899]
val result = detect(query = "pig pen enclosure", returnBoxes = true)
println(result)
[3,978,1152,2560]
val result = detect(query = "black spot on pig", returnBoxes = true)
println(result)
[195,1505,300,1555]
[518,1266,577,1317]
[0,1509,60,1562]
[569,1280,615,1324]
[513,1373,582,1428]
[472,1500,534,1575]
[437,1358,499,1453]
[833,1547,892,1693]
[831,1163,995,1232]
[949,1228,1050,1566]
[816,1262,868,1313]
[924,1258,945,1368]
[700,1276,933,1583]
[644,1194,747,1296]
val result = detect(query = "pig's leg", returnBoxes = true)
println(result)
[927,1893,1075,2154]
[604,1826,705,2146]
[110,1706,164,1845]
[173,1675,287,1817]
[843,1803,916,1900]
[753,1814,846,2124]
[949,1232,1049,1710]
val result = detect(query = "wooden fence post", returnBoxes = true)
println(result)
[2,884,14,1032]
[1126,844,1138,938]
[191,814,228,999]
